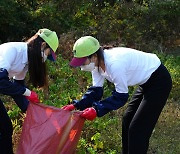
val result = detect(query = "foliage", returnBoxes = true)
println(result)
[0,0,179,52]
[157,52,180,102]
[0,0,179,153]
[0,0,31,42]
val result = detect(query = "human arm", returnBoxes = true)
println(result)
[73,89,128,117]
[0,68,26,95]
[74,90,128,119]
[65,87,128,118]
[62,87,128,118]
[0,68,40,103]
[72,68,104,110]
[75,62,129,117]
[92,91,128,117]
[61,86,103,111]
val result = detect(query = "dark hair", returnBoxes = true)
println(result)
[27,35,47,88]
[88,47,104,72]
[102,45,114,50]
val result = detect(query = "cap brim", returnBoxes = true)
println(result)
[70,57,87,67]
[47,50,56,61]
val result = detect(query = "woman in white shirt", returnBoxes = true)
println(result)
[62,36,172,154]
[0,28,59,154]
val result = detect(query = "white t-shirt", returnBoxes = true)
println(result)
[0,42,28,80]
[92,47,161,93]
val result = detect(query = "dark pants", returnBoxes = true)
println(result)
[0,96,28,154]
[0,99,14,154]
[0,76,29,154]
[122,64,172,154]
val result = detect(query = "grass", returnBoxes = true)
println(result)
[148,102,180,154]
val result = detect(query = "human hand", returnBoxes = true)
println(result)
[26,91,40,103]
[81,107,97,121]
[62,104,75,111]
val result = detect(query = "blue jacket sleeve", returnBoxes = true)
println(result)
[73,86,103,111]
[93,90,129,117]
[11,95,29,112]
[14,79,25,86]
[0,68,26,95]
[11,79,29,112]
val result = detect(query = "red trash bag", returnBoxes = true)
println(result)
[16,103,85,154]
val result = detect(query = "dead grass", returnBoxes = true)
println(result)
[148,102,180,154]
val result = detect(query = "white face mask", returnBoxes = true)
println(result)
[80,62,95,72]
[41,52,47,62]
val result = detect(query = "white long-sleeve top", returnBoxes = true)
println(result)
[92,47,161,93]
[0,42,28,80]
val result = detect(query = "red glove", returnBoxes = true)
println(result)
[81,107,97,121]
[26,91,40,103]
[62,104,75,111]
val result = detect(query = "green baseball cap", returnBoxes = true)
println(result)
[37,28,59,61]
[73,36,100,58]
[70,36,100,67]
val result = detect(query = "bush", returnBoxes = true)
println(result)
[1,0,179,52]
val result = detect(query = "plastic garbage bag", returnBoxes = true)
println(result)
[16,103,85,154]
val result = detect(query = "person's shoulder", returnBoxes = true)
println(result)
[11,42,27,51]
[105,47,135,52]
[1,42,26,48]
[11,42,27,46]
[105,47,134,56]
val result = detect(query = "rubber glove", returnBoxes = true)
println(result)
[81,107,97,121]
[26,91,40,103]
[62,104,75,111]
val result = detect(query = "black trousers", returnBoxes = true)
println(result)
[0,71,29,154]
[0,95,28,154]
[122,64,172,154]
[0,99,14,154]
